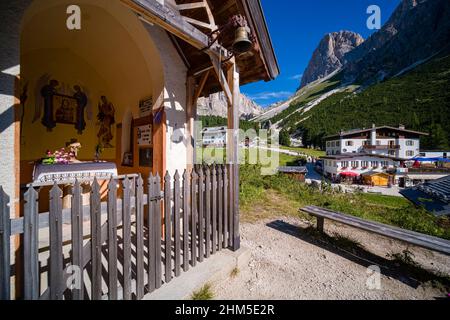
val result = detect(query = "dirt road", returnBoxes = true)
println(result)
[214,217,449,300]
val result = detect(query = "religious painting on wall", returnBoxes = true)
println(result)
[39,79,59,131]
[53,94,77,125]
[97,95,115,148]
[35,76,90,134]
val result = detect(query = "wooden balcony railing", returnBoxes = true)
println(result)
[363,145,400,150]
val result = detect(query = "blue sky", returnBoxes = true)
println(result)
[241,0,400,107]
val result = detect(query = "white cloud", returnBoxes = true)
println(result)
[289,74,303,80]
[249,91,293,100]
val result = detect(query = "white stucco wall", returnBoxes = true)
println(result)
[326,136,421,159]
[323,155,397,177]
[0,0,33,217]
[144,23,188,177]
[0,0,189,217]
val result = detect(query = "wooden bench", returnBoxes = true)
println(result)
[300,206,450,256]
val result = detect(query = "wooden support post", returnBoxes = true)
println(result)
[226,59,240,252]
[317,217,325,233]
[186,76,196,172]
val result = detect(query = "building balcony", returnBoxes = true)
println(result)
[363,145,400,150]
[408,167,450,174]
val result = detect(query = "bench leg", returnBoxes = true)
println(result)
[317,217,324,233]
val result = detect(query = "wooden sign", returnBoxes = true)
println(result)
[137,124,152,146]
[139,97,153,117]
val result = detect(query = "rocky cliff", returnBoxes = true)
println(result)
[343,0,450,84]
[197,92,263,120]
[300,31,364,88]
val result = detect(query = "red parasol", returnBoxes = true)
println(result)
[340,171,359,177]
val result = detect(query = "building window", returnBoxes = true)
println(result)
[361,161,369,168]
[326,141,330,148]
[351,161,359,168]
[406,150,414,157]
[372,161,379,168]
[388,150,395,156]
[336,141,340,147]
[406,140,414,146]
[345,141,353,147]
[376,140,381,146]
[341,161,349,168]
[381,161,389,167]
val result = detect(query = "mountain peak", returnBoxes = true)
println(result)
[343,0,450,84]
[197,92,263,120]
[300,30,364,88]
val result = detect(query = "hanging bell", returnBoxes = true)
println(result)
[232,27,253,54]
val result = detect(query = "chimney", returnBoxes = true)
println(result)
[370,124,377,150]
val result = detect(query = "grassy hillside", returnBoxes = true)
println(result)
[199,115,260,132]
[240,164,450,239]
[289,54,450,149]
[268,72,344,126]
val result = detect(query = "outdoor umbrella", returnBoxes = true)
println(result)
[340,172,359,177]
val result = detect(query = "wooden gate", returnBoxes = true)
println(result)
[0,165,237,300]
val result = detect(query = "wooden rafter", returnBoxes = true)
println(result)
[208,52,232,106]
[121,0,228,59]
[193,70,211,103]
[176,0,217,31]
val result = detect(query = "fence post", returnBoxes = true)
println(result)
[90,178,102,300]
[107,179,118,300]
[164,172,172,284]
[182,170,190,272]
[173,171,181,277]
[227,165,233,248]
[204,166,211,259]
[49,183,63,300]
[135,175,145,300]
[122,177,132,300]
[217,166,223,251]
[223,166,229,248]
[190,170,198,267]
[154,174,162,289]
[199,167,206,261]
[147,174,156,293]
[24,186,39,300]
[71,180,84,300]
[231,162,240,251]
[0,187,11,300]
[211,165,217,255]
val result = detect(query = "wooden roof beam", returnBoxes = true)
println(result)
[121,0,228,59]
[208,52,232,106]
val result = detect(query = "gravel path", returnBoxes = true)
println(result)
[214,217,450,300]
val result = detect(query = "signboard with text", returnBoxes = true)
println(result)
[137,124,152,146]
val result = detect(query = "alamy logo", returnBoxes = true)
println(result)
[66,265,82,290]
[366,5,381,30]
[66,5,81,30]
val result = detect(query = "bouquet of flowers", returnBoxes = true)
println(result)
[42,148,75,165]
